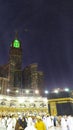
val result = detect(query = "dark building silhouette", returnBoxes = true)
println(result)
[0,35,44,95]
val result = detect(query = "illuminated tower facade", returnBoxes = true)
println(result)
[0,34,44,95]
[22,63,44,91]
[22,63,38,89]
[8,36,22,88]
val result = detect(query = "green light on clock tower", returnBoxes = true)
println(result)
[13,39,20,48]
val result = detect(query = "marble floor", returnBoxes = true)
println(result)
[0,126,62,130]
[48,126,61,130]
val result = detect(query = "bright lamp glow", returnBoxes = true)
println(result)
[7,89,10,92]
[16,90,19,93]
[45,90,49,94]
[54,89,59,93]
[64,88,69,92]
[25,90,29,94]
[35,90,39,94]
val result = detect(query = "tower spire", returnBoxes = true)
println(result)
[15,30,18,39]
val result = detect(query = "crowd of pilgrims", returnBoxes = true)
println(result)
[0,113,73,130]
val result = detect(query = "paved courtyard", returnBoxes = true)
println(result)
[47,126,61,130]
[0,126,61,130]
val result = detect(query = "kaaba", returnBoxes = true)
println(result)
[48,91,73,116]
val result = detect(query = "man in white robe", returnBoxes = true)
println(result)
[61,116,68,130]
[7,115,15,130]
[46,115,52,130]
[11,115,16,130]
[25,117,37,130]
[0,115,7,130]
[67,115,73,130]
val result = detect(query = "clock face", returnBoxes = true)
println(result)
[13,39,20,48]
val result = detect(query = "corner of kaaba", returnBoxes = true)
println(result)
[47,91,73,116]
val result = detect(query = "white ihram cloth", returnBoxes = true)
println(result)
[25,117,37,130]
[67,116,73,130]
[0,118,7,130]
[46,116,52,130]
[7,117,16,130]
[61,117,67,130]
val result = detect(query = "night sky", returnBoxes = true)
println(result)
[0,0,73,90]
